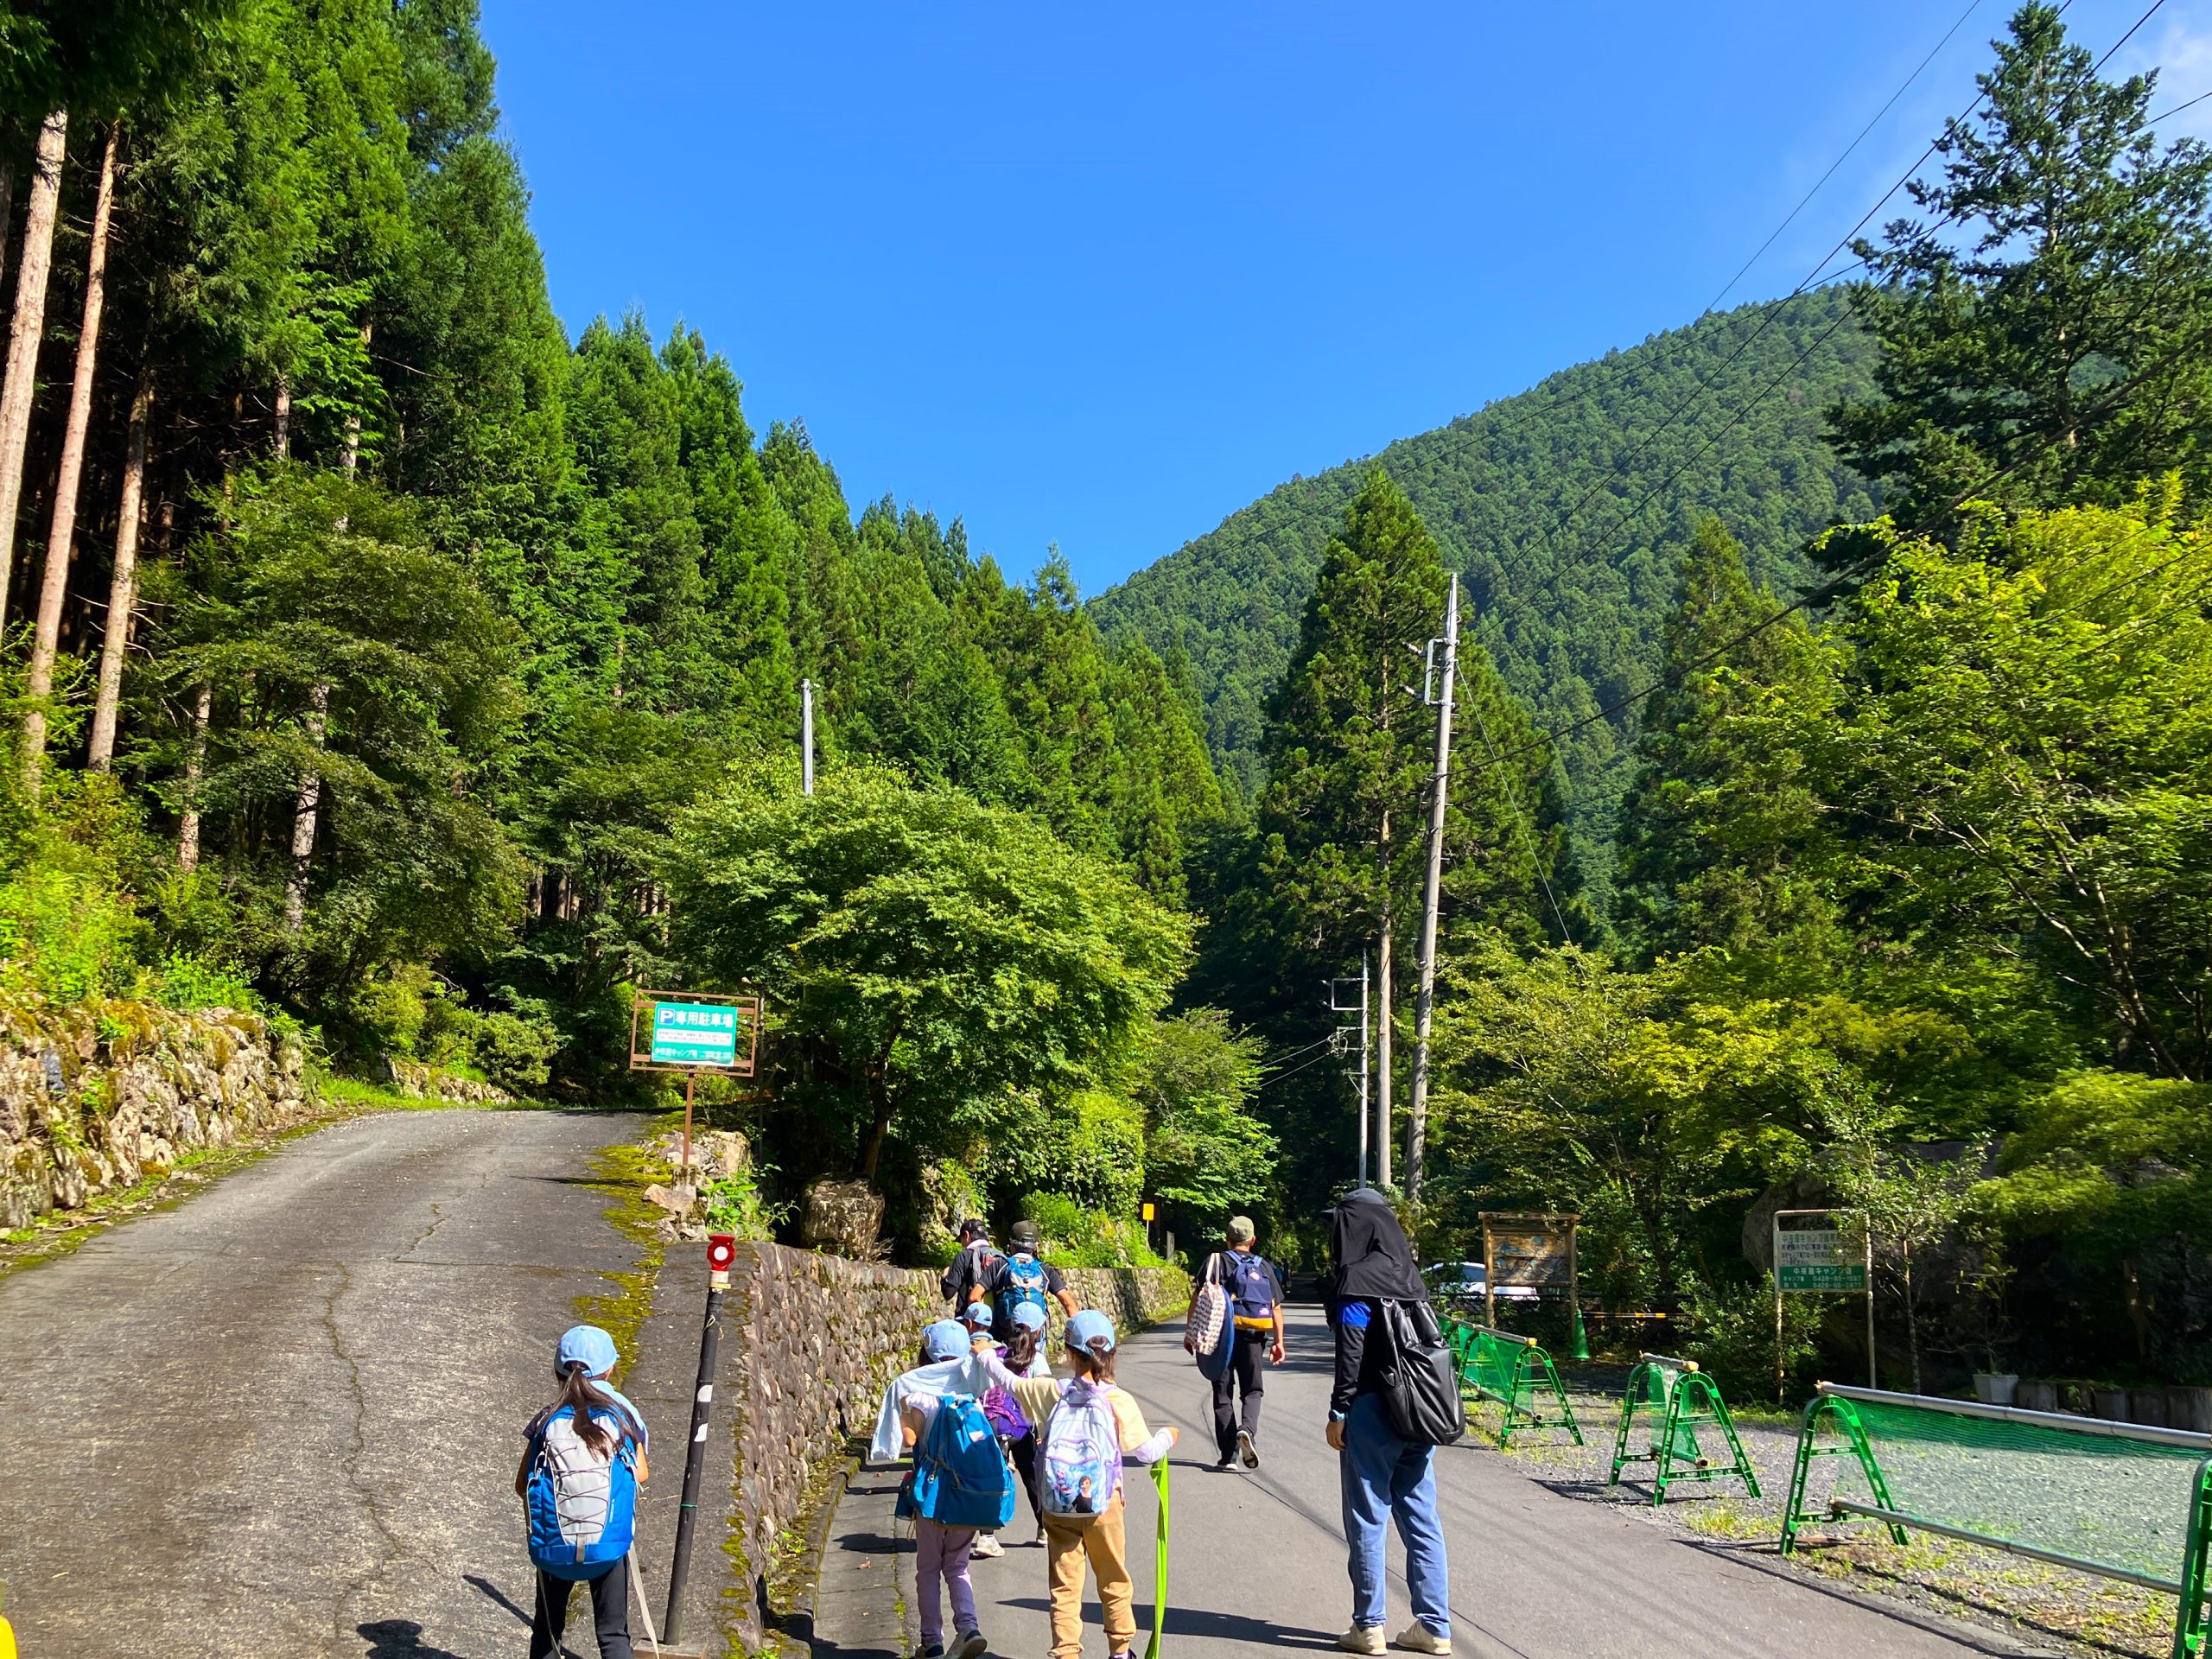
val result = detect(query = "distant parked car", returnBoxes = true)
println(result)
[1424,1260,1486,1309]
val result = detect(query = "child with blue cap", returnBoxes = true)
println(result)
[515,1325,650,1659]
[971,1308,1177,1659]
[880,1319,999,1659]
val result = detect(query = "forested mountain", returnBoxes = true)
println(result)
[1094,289,1878,893]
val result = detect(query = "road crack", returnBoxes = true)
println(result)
[321,1260,410,1638]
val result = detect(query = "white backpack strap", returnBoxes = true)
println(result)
[629,1548,662,1657]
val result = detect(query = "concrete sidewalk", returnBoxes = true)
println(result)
[817,1306,2050,1659]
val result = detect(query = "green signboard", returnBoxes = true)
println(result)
[651,1001,741,1067]
[1776,1228,1868,1294]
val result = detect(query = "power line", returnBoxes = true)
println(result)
[1419,2,2011,614]
[1467,0,2170,620]
[1703,0,1987,317]
[1462,306,2212,785]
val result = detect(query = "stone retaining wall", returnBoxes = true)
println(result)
[0,999,313,1231]
[683,1243,1189,1654]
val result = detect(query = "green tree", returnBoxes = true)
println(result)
[1815,495,2212,1079]
[1827,3,2212,532]
[669,766,1192,1184]
[155,467,523,1017]
[1613,518,1834,963]
[1131,1007,1274,1230]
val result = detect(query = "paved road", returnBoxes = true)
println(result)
[0,1108,647,1659]
[840,1306,2043,1659]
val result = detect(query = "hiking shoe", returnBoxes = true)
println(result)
[1392,1626,1451,1656]
[1237,1428,1260,1468]
[916,1644,945,1659]
[1338,1628,1386,1655]
[1213,1452,1236,1470]
[970,1533,1004,1559]
[950,1629,988,1659]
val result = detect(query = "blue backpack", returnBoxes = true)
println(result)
[995,1254,1050,1334]
[1230,1253,1278,1320]
[525,1404,641,1580]
[900,1394,1016,1530]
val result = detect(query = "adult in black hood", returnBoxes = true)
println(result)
[1327,1188,1427,1303]
[1323,1188,1452,1656]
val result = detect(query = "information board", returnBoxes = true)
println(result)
[1776,1228,1868,1293]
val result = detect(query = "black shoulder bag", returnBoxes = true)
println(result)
[1377,1298,1467,1446]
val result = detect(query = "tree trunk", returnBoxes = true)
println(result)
[0,109,68,625]
[284,681,327,931]
[271,372,289,458]
[1904,1242,1922,1395]
[176,679,211,872]
[859,1079,891,1183]
[22,121,118,787]
[86,366,153,769]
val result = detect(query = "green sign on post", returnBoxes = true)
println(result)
[651,1001,741,1067]
[1776,1228,1868,1292]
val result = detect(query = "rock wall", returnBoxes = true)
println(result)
[675,1243,1190,1653]
[0,1000,313,1232]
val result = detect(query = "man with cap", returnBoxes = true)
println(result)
[971,1218,1080,1343]
[1207,1216,1285,1469]
[941,1218,1000,1315]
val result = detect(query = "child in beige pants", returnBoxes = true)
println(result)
[987,1307,1176,1659]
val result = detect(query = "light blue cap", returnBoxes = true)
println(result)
[923,1319,969,1360]
[558,1324,619,1378]
[1065,1308,1116,1351]
[961,1300,995,1326]
[1010,1301,1047,1332]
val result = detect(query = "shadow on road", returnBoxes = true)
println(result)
[356,1618,472,1657]
[1001,1596,1343,1649]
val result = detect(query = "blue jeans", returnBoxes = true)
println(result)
[1338,1392,1450,1637]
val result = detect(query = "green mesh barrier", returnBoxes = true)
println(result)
[1446,1319,1583,1450]
[1782,1384,2212,1659]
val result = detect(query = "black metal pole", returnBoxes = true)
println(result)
[664,1235,734,1646]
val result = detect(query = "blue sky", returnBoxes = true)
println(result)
[477,1,2212,597]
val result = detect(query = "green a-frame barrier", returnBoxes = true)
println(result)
[1605,1352,1761,1505]
[1446,1318,1583,1451]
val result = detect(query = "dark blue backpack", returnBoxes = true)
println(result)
[1230,1252,1278,1320]
[899,1394,1016,1530]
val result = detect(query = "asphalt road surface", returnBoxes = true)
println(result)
[0,1108,647,1659]
[849,1306,2045,1659]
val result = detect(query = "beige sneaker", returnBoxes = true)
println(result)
[1337,1628,1386,1655]
[969,1533,1004,1559]
[1392,1625,1451,1655]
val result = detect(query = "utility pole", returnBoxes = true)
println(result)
[801,677,815,795]
[1407,573,1459,1204]
[1330,961,1373,1187]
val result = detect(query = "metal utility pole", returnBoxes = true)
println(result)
[1407,573,1459,1204]
[800,677,815,795]
[1330,961,1373,1187]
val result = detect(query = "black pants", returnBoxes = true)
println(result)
[531,1560,632,1659]
[1212,1332,1266,1459]
[1008,1428,1046,1529]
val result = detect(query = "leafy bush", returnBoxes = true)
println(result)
[154,952,263,1014]
[1024,1192,1166,1269]
[701,1164,790,1241]
[1681,1275,1822,1403]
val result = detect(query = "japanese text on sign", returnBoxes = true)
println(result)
[1776,1228,1868,1293]
[651,1001,741,1067]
